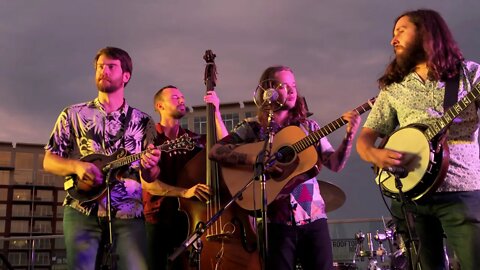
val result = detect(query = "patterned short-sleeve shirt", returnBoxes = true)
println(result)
[45,98,157,218]
[223,117,335,225]
[364,61,480,192]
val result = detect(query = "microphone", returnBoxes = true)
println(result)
[253,79,285,111]
[384,166,408,178]
[262,88,279,104]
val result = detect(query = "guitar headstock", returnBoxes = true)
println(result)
[160,134,196,155]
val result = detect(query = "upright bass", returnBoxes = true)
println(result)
[177,50,260,270]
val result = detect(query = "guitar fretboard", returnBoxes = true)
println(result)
[292,97,376,153]
[105,134,194,170]
[425,83,480,141]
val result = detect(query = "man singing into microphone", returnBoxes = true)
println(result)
[209,65,360,270]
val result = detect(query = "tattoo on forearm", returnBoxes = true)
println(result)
[214,145,248,165]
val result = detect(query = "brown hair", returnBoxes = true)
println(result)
[94,47,133,86]
[257,66,307,126]
[378,9,464,88]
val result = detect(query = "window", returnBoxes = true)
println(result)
[221,113,239,132]
[34,205,53,217]
[193,116,207,135]
[9,240,29,249]
[33,221,52,233]
[57,190,67,203]
[12,204,30,217]
[38,153,45,170]
[0,204,6,216]
[0,151,12,167]
[35,190,53,202]
[15,152,34,169]
[56,220,63,234]
[8,251,29,266]
[36,170,58,186]
[35,239,51,249]
[0,188,8,201]
[14,152,34,184]
[11,220,30,233]
[14,169,33,184]
[245,111,256,119]
[56,207,64,218]
[0,170,10,185]
[180,117,189,130]
[13,189,31,201]
[35,252,50,265]
[0,220,5,233]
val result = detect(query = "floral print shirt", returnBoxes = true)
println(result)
[45,98,156,218]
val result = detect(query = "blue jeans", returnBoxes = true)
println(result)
[267,219,333,270]
[392,191,480,270]
[63,206,148,270]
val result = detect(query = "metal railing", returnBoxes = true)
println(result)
[0,235,65,270]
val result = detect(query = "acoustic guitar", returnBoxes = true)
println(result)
[222,97,376,211]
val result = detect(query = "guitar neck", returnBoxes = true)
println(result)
[425,83,480,140]
[106,144,167,170]
[292,98,375,153]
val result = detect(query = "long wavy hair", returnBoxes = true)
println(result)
[257,66,308,127]
[378,9,464,88]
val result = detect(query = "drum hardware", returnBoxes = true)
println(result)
[354,231,385,270]
[354,224,408,270]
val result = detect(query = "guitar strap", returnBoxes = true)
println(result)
[111,106,137,180]
[120,106,133,147]
[443,75,460,110]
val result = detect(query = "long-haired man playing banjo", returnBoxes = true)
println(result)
[356,9,480,270]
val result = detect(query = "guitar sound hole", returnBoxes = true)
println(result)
[276,146,295,163]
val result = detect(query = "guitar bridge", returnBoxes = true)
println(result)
[206,232,234,242]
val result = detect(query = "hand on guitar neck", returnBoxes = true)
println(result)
[65,135,195,203]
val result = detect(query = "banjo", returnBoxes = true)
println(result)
[376,82,480,200]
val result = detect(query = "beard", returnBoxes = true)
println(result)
[171,111,186,119]
[395,36,426,73]
[96,76,124,93]
[171,106,187,119]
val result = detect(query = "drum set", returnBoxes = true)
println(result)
[352,221,407,270]
[321,180,408,270]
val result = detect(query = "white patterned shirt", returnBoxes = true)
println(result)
[45,98,156,218]
[364,61,480,192]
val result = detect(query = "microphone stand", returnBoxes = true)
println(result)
[253,108,275,270]
[100,169,118,270]
[392,173,422,270]
[168,174,260,266]
[168,109,276,270]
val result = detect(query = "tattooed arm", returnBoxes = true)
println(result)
[209,143,256,166]
[209,119,262,166]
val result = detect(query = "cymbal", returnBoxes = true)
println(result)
[318,180,346,212]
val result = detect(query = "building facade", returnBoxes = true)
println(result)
[0,142,66,269]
